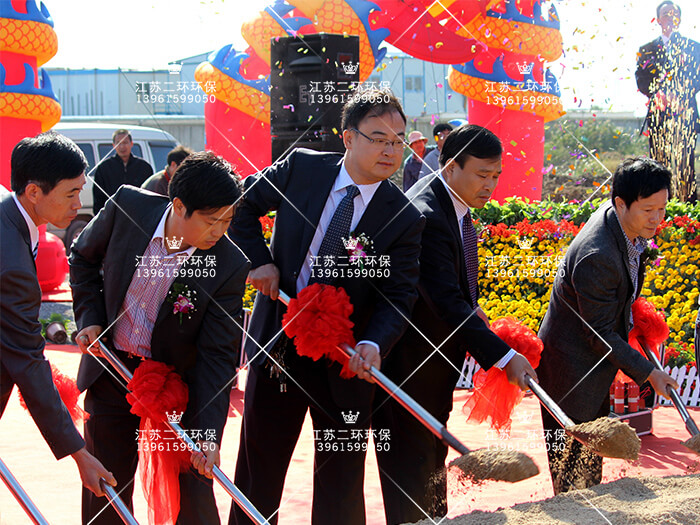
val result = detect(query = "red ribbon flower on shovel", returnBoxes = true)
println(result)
[463,317,543,432]
[282,283,357,378]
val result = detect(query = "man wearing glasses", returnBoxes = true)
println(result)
[228,88,425,524]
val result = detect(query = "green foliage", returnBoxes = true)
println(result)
[664,341,696,369]
[544,118,647,166]
[473,197,699,226]
[542,118,649,201]
[665,200,700,221]
[39,313,70,338]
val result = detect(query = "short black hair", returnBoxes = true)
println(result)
[657,1,680,19]
[112,129,132,143]
[167,145,193,167]
[439,124,502,168]
[11,132,88,195]
[432,123,454,137]
[341,88,406,131]
[611,157,672,208]
[168,151,243,218]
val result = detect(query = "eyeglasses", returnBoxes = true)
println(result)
[351,128,407,151]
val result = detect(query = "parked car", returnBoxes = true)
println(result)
[48,123,178,253]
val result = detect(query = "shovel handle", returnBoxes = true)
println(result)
[94,342,269,525]
[0,457,49,525]
[638,338,700,437]
[339,342,470,456]
[525,374,576,429]
[101,479,139,525]
[276,291,472,455]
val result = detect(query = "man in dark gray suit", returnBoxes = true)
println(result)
[537,157,678,494]
[71,152,250,524]
[1,132,115,496]
[374,124,537,525]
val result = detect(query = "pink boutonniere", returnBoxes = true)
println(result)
[643,240,663,269]
[343,232,374,268]
[167,283,197,324]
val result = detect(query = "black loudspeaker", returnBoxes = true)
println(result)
[270,33,360,163]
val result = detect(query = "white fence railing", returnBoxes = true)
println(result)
[455,357,700,408]
[658,365,700,408]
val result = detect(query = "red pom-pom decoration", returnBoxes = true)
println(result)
[127,360,190,525]
[629,297,669,351]
[18,363,88,424]
[282,283,357,378]
[616,297,670,384]
[463,317,543,432]
[127,360,189,422]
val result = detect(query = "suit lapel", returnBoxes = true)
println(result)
[153,251,203,328]
[3,195,37,267]
[604,203,635,292]
[431,178,471,296]
[294,159,342,274]
[114,203,170,313]
[353,180,398,238]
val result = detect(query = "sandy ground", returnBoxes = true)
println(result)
[1,345,699,524]
[414,474,700,525]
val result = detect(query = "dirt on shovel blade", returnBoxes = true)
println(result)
[681,434,700,455]
[448,448,539,483]
[568,417,640,460]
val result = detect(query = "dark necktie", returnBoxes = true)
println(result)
[462,209,479,306]
[32,242,39,260]
[309,185,360,285]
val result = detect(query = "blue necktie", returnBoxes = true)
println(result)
[32,242,39,260]
[309,185,360,285]
[462,209,479,306]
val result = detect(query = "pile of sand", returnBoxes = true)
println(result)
[682,434,700,454]
[448,449,539,483]
[411,474,700,524]
[568,416,641,460]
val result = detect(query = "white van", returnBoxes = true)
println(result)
[49,123,178,252]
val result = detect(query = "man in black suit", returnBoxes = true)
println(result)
[1,133,115,496]
[373,125,537,525]
[635,1,700,202]
[71,152,250,524]
[537,157,678,494]
[92,129,153,214]
[228,88,425,525]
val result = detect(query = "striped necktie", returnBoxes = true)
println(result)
[309,185,360,285]
[32,242,39,260]
[462,209,479,306]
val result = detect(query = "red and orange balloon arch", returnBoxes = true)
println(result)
[196,0,565,201]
